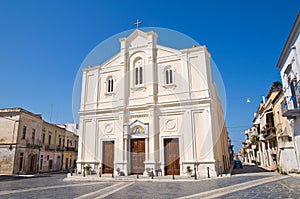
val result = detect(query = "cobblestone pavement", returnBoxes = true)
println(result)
[0,165,299,199]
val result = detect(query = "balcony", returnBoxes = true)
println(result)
[56,146,65,151]
[45,144,57,150]
[263,127,276,140]
[26,139,42,148]
[65,147,76,151]
[281,96,300,118]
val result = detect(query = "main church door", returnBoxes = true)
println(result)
[164,138,180,175]
[131,139,145,174]
[102,141,114,174]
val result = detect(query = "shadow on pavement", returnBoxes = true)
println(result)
[0,175,52,182]
[231,164,273,175]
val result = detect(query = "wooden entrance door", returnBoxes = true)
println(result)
[102,141,114,174]
[27,154,37,173]
[131,139,145,174]
[164,138,180,175]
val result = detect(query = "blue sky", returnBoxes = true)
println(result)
[0,0,299,151]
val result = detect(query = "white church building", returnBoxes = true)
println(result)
[77,29,230,177]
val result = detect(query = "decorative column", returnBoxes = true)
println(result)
[123,124,129,175]
[144,108,157,173]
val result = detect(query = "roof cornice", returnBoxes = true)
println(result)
[277,12,300,69]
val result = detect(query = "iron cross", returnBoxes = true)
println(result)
[134,20,142,29]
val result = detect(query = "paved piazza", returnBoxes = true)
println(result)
[0,165,299,199]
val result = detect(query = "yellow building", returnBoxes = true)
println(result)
[0,108,42,174]
[41,122,79,172]
[0,108,79,174]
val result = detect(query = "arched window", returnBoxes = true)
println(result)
[106,76,114,93]
[134,58,143,86]
[165,66,175,85]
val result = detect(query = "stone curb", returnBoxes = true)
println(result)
[63,174,230,182]
[289,173,300,178]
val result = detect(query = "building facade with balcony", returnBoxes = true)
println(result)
[0,108,42,174]
[273,90,298,172]
[41,121,65,172]
[63,130,78,171]
[258,91,278,169]
[277,12,300,172]
[0,108,79,175]
[242,88,297,172]
[41,121,79,173]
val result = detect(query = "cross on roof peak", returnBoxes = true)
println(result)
[134,20,142,29]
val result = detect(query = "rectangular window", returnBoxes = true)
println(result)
[22,126,27,139]
[48,135,51,145]
[166,70,169,84]
[111,79,113,92]
[49,160,53,170]
[59,138,61,147]
[32,129,35,140]
[135,68,139,85]
[19,153,24,171]
[40,155,43,170]
[139,67,143,84]
[170,70,173,84]
[42,134,45,143]
[108,79,111,92]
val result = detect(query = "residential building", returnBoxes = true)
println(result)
[242,86,298,172]
[273,90,298,172]
[41,122,79,173]
[277,12,300,172]
[0,108,79,174]
[78,29,230,177]
[41,121,65,172]
[258,91,279,169]
[63,129,78,171]
[0,108,42,174]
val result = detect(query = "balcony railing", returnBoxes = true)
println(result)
[26,139,42,148]
[263,127,276,140]
[282,76,300,116]
[56,146,65,151]
[281,96,300,117]
[45,144,57,150]
[65,147,76,151]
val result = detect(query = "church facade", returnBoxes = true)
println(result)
[77,29,230,177]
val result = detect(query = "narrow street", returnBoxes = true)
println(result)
[0,164,299,198]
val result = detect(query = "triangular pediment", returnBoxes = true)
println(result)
[157,45,181,57]
[129,120,149,137]
[120,29,157,49]
[100,53,121,69]
[129,119,148,127]
[126,29,148,42]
